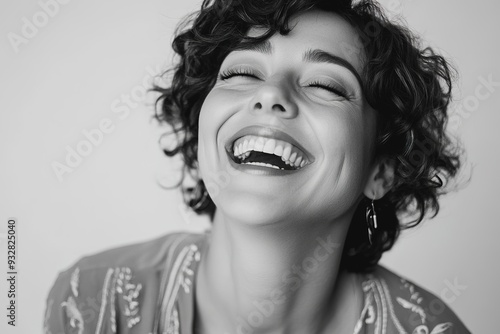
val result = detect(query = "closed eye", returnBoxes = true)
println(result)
[307,80,349,99]
[218,68,261,81]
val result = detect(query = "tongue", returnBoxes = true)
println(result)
[244,151,290,169]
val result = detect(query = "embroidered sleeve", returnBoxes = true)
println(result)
[44,267,84,334]
[395,278,472,334]
[354,272,472,334]
[160,244,201,334]
[43,233,204,334]
[44,266,146,334]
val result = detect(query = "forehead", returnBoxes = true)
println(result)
[245,9,365,74]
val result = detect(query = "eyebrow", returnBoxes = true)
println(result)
[302,49,363,86]
[234,40,273,54]
[233,40,363,86]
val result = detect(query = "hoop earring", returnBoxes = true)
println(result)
[365,198,378,245]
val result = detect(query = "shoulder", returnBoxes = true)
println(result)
[44,230,208,334]
[72,230,207,272]
[50,230,208,289]
[357,265,471,334]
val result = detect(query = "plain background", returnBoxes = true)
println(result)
[1,0,499,333]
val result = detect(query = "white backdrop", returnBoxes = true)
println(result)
[1,0,498,333]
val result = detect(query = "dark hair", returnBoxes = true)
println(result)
[153,0,461,272]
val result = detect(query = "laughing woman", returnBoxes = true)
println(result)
[44,0,471,333]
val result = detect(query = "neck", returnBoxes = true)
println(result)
[195,209,360,334]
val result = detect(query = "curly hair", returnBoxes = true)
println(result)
[153,0,461,272]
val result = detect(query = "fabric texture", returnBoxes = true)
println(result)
[44,231,471,334]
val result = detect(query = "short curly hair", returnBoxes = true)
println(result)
[153,0,461,272]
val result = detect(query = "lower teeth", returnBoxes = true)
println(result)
[242,162,283,170]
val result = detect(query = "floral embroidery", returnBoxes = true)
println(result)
[412,323,454,334]
[397,297,426,324]
[95,268,115,334]
[116,267,142,328]
[355,275,459,334]
[380,279,407,333]
[166,308,180,334]
[179,244,201,294]
[358,277,410,333]
[109,269,120,333]
[60,267,84,334]
[70,267,80,297]
[366,304,376,324]
[61,296,84,334]
[397,279,454,334]
[44,234,469,334]
[163,243,201,334]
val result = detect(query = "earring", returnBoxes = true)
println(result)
[192,187,209,211]
[365,198,378,245]
[184,180,210,211]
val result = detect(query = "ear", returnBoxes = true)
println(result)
[363,157,395,200]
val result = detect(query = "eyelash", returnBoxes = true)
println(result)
[218,68,259,80]
[307,80,349,99]
[218,68,349,99]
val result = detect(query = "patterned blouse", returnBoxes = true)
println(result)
[44,231,471,334]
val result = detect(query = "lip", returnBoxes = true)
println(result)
[224,125,315,163]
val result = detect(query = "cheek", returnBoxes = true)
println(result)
[197,89,241,183]
[311,110,375,204]
[319,110,371,162]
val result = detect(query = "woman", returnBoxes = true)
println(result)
[44,0,470,333]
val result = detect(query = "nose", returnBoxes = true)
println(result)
[249,79,298,118]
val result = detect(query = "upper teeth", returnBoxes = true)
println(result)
[232,135,310,168]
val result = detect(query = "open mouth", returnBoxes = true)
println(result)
[229,135,312,171]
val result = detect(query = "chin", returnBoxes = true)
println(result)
[213,190,294,226]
